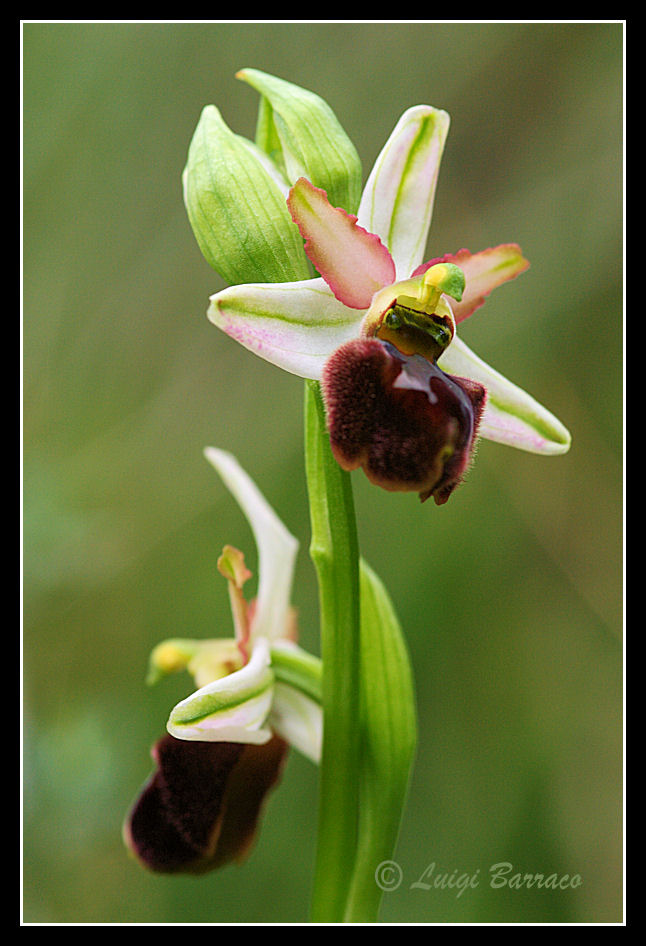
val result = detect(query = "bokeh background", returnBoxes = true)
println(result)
[23,21,623,924]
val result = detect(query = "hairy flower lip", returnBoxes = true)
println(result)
[322,337,486,504]
[124,732,288,874]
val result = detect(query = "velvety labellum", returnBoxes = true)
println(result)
[322,338,486,505]
[124,733,288,874]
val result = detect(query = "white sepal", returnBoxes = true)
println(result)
[439,334,571,455]
[358,105,450,281]
[167,638,274,744]
[269,682,322,764]
[208,277,363,381]
[204,447,299,642]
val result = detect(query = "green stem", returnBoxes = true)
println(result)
[305,380,361,922]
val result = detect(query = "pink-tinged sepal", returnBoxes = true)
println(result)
[287,177,396,309]
[438,334,571,455]
[321,338,486,505]
[412,245,530,323]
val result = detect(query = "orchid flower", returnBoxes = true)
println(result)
[124,447,322,874]
[206,103,571,504]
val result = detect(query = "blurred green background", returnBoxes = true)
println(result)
[23,22,623,924]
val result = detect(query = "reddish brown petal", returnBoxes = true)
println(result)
[321,338,486,505]
[124,733,288,874]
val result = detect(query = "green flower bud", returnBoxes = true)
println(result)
[182,105,311,285]
[237,68,362,214]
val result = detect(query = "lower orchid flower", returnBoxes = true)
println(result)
[207,104,571,504]
[124,447,322,874]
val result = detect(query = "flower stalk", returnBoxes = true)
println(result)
[305,379,362,921]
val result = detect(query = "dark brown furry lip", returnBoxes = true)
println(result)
[321,338,486,505]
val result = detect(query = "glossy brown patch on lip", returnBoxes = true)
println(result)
[321,338,486,505]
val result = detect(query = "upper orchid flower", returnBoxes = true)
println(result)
[203,102,571,503]
[124,448,322,874]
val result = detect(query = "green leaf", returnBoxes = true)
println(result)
[237,68,363,214]
[344,559,418,922]
[182,105,310,285]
